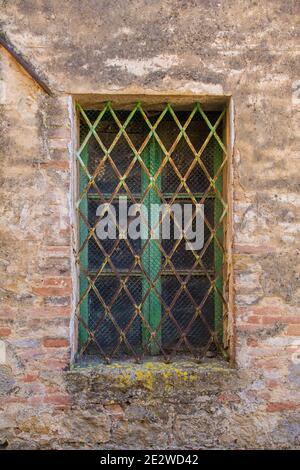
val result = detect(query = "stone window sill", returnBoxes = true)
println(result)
[65,358,235,401]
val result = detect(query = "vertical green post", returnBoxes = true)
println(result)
[79,145,89,347]
[141,137,162,354]
[214,141,223,341]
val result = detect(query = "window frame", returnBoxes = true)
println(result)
[74,98,231,363]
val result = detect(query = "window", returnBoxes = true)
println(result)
[76,101,228,362]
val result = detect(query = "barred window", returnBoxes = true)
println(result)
[75,101,228,363]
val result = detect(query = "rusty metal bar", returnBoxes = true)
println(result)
[76,102,228,362]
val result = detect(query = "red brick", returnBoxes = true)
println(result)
[286,324,300,336]
[32,286,71,296]
[247,315,300,325]
[251,358,288,369]
[49,139,69,150]
[21,373,39,383]
[266,380,280,389]
[5,397,27,405]
[218,392,241,403]
[264,316,300,325]
[43,337,69,348]
[247,316,263,324]
[43,394,71,406]
[40,358,69,369]
[44,246,70,256]
[41,277,72,288]
[0,307,17,319]
[267,402,300,412]
[59,227,71,238]
[237,306,283,315]
[41,161,69,170]
[0,327,11,337]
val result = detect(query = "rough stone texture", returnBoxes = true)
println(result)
[0,0,300,449]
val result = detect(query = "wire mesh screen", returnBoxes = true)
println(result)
[76,102,228,362]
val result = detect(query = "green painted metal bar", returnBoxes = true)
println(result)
[213,139,223,341]
[141,137,162,355]
[79,145,89,348]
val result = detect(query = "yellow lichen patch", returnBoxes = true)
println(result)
[116,371,132,389]
[111,361,205,393]
[135,370,155,390]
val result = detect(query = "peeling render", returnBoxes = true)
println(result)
[104,55,180,77]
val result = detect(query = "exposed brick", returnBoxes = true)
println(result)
[267,402,300,412]
[4,397,27,405]
[250,357,288,369]
[43,394,71,407]
[48,127,70,139]
[286,324,300,336]
[42,277,71,288]
[266,380,280,389]
[218,392,241,403]
[48,139,69,150]
[0,307,17,319]
[39,358,69,369]
[44,246,70,256]
[237,306,284,316]
[40,161,69,170]
[0,327,11,337]
[20,373,39,383]
[32,286,71,296]
[43,337,69,348]
[246,315,300,325]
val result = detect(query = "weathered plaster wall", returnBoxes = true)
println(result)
[0,0,300,449]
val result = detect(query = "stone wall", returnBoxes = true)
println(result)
[0,0,299,449]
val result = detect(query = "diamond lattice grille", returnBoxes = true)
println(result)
[76,102,228,362]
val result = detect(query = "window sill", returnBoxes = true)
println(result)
[65,358,235,402]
